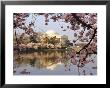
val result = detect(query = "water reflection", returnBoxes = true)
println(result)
[13,50,97,75]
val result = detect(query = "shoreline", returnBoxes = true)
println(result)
[14,48,97,54]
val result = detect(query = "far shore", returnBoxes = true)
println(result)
[14,48,97,54]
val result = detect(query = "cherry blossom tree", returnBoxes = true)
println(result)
[13,13,97,69]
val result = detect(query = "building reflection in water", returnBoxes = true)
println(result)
[13,50,97,75]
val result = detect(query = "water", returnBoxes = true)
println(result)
[13,50,97,75]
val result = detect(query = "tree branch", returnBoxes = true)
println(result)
[71,13,94,29]
[78,28,96,53]
[71,13,97,53]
